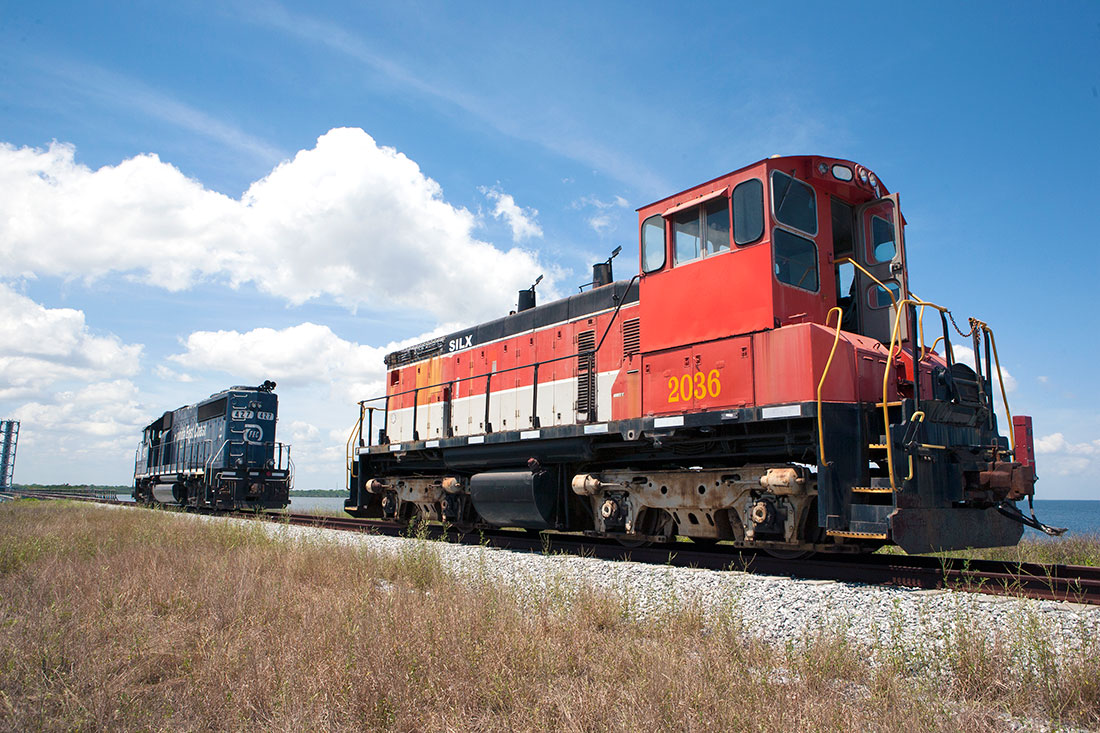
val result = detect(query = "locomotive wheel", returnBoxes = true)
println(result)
[615,508,675,548]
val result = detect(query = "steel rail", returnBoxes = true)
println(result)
[265,511,1100,606]
[6,491,1098,606]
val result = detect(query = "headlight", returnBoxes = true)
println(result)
[831,165,854,181]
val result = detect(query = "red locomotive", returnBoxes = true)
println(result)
[346,155,1052,554]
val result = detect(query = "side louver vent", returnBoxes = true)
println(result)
[576,329,596,417]
[622,318,640,356]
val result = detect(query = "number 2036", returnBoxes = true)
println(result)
[667,370,721,402]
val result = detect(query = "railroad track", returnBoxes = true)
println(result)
[6,491,1099,606]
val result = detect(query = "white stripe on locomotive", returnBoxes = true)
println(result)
[384,370,619,442]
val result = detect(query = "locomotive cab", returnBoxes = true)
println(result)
[635,155,1036,552]
[637,156,908,351]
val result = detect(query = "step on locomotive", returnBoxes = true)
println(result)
[346,155,1060,554]
[134,381,292,510]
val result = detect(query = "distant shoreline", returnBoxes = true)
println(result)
[12,484,346,498]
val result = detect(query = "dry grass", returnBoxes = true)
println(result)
[878,533,1100,567]
[0,500,1096,731]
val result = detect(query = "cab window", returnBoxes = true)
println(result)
[704,199,730,256]
[773,229,819,291]
[732,179,764,244]
[869,281,901,309]
[771,170,817,235]
[673,199,730,265]
[870,215,896,262]
[641,215,666,273]
[673,207,701,263]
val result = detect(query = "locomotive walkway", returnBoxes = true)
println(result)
[5,489,1097,606]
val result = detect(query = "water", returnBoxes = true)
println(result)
[116,495,1099,536]
[285,496,346,514]
[1024,500,1100,537]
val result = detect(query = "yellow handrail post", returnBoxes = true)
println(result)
[816,307,844,466]
[345,412,363,491]
[982,325,1016,454]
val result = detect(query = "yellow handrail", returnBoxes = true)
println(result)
[878,296,1015,490]
[982,325,1015,453]
[835,257,908,360]
[881,298,947,491]
[902,413,926,483]
[345,409,364,490]
[816,307,844,465]
[835,257,899,310]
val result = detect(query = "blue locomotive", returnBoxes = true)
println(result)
[133,381,292,510]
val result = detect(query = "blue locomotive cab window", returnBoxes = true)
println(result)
[198,397,227,422]
[641,215,666,272]
[773,229,819,291]
[771,170,818,235]
[732,179,764,244]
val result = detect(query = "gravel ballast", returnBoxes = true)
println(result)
[184,509,1100,675]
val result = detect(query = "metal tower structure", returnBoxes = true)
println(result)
[0,420,18,490]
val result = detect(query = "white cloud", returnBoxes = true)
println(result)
[951,345,1017,393]
[1033,432,1100,479]
[1035,433,1100,456]
[0,287,149,482]
[0,129,553,323]
[166,321,465,483]
[167,320,458,402]
[169,322,389,401]
[1037,375,1048,384]
[289,421,321,443]
[0,283,142,400]
[153,365,195,383]
[572,194,630,234]
[13,379,149,459]
[480,186,543,242]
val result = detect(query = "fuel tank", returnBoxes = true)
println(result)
[469,469,558,529]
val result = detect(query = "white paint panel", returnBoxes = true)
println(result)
[383,371,618,442]
[536,383,558,429]
[762,405,801,419]
[653,416,685,428]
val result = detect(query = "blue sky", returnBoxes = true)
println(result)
[0,1,1097,498]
